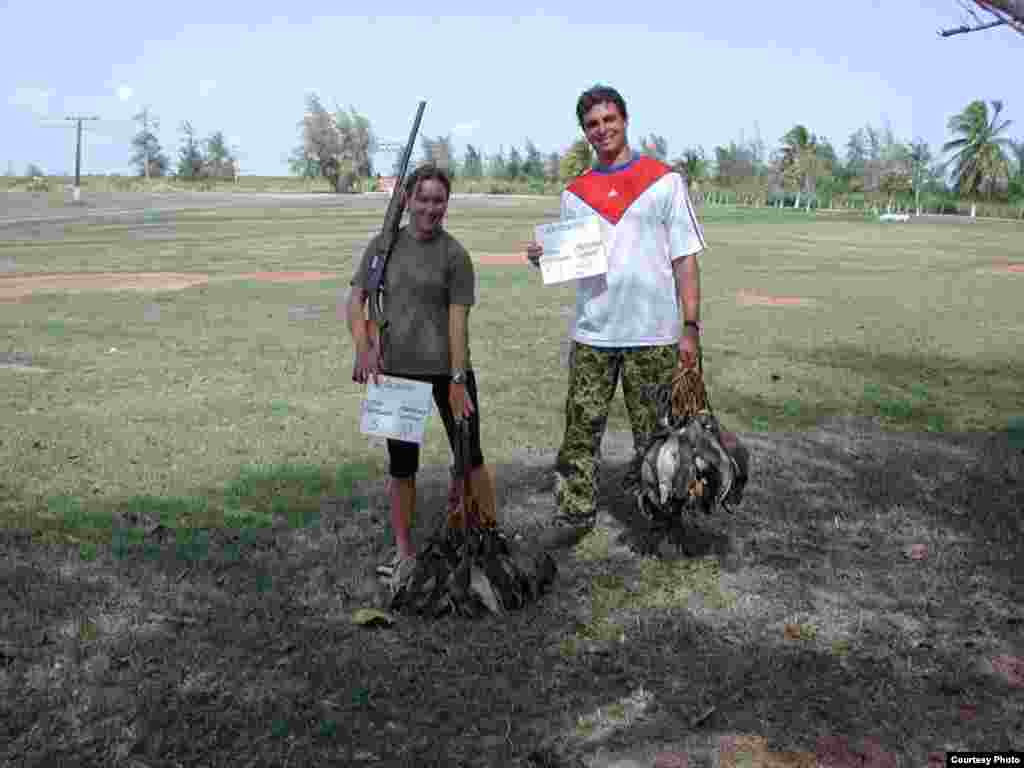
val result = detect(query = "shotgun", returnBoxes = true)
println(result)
[352,100,427,381]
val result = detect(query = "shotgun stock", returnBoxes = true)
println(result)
[353,100,427,381]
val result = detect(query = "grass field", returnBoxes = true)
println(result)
[1,198,1022,766]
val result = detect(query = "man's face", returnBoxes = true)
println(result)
[406,178,449,237]
[582,101,627,160]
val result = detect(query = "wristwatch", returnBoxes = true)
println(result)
[684,320,702,335]
[451,368,467,385]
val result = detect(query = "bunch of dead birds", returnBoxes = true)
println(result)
[389,524,557,618]
[632,382,751,553]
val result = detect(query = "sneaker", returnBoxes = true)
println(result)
[537,515,595,551]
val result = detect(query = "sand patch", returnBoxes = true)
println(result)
[736,289,817,307]
[474,253,527,266]
[0,272,211,301]
[219,271,339,283]
[0,271,340,300]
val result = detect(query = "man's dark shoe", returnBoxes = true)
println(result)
[538,516,595,551]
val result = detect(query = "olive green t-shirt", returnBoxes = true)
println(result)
[350,227,475,376]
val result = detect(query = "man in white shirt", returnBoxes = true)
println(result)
[526,84,706,550]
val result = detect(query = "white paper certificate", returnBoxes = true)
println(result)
[360,375,433,444]
[534,216,608,285]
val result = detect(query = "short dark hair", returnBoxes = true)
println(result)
[576,85,628,129]
[405,163,451,200]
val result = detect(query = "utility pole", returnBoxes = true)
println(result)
[65,115,99,202]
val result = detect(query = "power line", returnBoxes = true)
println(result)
[65,115,100,201]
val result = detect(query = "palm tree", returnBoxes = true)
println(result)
[778,125,831,209]
[1009,139,1024,182]
[942,100,1014,213]
[673,147,707,191]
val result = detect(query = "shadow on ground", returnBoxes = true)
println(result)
[1,416,1021,766]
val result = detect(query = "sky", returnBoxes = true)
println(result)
[2,0,1022,178]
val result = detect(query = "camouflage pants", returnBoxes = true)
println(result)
[554,341,678,524]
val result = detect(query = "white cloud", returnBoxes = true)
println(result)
[452,120,481,139]
[117,85,134,101]
[199,79,217,98]
[10,86,54,116]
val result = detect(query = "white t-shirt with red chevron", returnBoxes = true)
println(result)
[561,155,706,347]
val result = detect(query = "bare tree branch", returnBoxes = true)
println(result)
[958,0,985,24]
[940,0,1024,36]
[939,17,1008,35]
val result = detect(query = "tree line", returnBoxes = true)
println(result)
[7,94,1019,210]
[112,106,238,181]
[289,94,1021,209]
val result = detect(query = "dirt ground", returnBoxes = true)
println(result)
[1,413,1021,767]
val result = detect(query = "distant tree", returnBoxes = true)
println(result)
[201,131,236,180]
[844,128,868,184]
[487,146,507,179]
[672,147,708,187]
[177,121,204,179]
[559,138,593,180]
[131,107,169,179]
[640,133,668,162]
[908,139,935,212]
[816,137,839,171]
[713,141,759,186]
[943,99,1014,199]
[463,144,483,178]
[295,93,342,191]
[522,139,544,179]
[421,134,455,177]
[1007,138,1024,181]
[288,145,320,179]
[544,151,561,182]
[505,145,522,179]
[777,125,833,206]
[336,106,376,178]
[25,163,44,178]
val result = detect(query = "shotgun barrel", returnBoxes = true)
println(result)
[353,100,427,381]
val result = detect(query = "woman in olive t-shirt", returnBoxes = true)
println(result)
[347,165,487,587]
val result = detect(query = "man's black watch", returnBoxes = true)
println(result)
[451,368,467,385]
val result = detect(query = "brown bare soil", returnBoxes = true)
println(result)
[0,271,340,301]
[736,290,817,307]
[475,253,528,266]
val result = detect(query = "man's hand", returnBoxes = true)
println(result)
[353,339,382,385]
[678,326,700,369]
[449,382,475,420]
[526,240,543,269]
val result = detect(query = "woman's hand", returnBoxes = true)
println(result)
[449,381,475,420]
[526,240,543,268]
[353,339,382,385]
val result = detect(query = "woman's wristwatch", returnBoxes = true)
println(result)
[451,368,467,385]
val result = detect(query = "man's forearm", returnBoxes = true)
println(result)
[449,305,469,371]
[673,252,702,324]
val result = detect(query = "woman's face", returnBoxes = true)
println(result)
[407,178,449,239]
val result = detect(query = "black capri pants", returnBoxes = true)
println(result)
[386,370,484,479]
